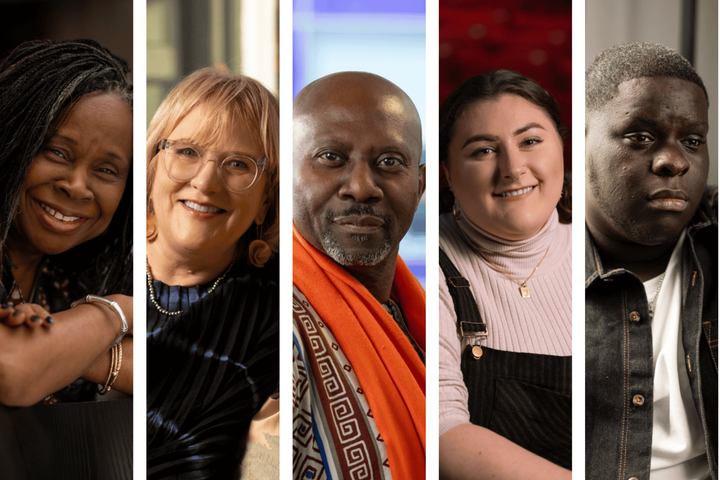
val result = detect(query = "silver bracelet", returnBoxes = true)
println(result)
[70,294,128,345]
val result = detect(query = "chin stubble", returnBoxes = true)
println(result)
[321,230,392,266]
[321,206,393,267]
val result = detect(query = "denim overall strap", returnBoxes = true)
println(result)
[439,247,487,341]
[439,247,572,469]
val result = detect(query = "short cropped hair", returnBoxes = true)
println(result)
[146,69,279,252]
[586,42,709,112]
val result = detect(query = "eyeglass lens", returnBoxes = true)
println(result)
[164,143,260,191]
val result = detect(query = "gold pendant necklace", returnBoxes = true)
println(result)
[478,246,550,298]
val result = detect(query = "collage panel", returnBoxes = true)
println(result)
[0,0,134,478]
[292,1,427,479]
[0,1,718,479]
[437,1,572,478]
[145,1,280,478]
[584,1,718,479]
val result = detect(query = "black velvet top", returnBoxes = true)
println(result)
[146,257,279,480]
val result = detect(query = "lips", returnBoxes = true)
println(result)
[647,189,689,212]
[648,189,689,202]
[493,185,536,199]
[333,214,385,227]
[182,200,224,214]
[332,213,386,236]
[34,199,88,234]
[39,202,81,222]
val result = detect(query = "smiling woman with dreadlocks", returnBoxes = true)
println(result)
[0,39,133,478]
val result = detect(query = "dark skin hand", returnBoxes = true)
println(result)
[293,72,426,303]
[0,92,134,406]
[586,77,709,281]
[81,334,133,393]
[0,295,133,406]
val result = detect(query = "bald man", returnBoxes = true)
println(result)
[292,72,426,479]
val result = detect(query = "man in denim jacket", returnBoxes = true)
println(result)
[585,43,718,480]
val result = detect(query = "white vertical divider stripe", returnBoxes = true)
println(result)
[571,0,587,474]
[278,0,294,477]
[133,0,148,477]
[426,0,440,478]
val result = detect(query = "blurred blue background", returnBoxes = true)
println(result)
[294,0,426,287]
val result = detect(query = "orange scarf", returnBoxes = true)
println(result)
[293,226,426,478]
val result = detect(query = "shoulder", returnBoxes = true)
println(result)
[292,285,317,322]
[689,185,718,231]
[554,220,573,261]
[228,255,279,288]
[439,213,465,256]
[439,212,459,242]
[702,186,718,220]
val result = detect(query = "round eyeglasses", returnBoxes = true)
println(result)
[160,139,266,192]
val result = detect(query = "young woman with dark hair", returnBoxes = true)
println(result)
[438,70,571,479]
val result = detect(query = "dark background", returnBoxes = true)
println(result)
[439,0,572,179]
[0,0,133,78]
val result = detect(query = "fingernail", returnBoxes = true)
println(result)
[31,316,41,322]
[13,310,21,316]
[45,316,54,324]
[1,304,9,309]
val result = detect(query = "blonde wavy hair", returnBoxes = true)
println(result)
[146,68,279,252]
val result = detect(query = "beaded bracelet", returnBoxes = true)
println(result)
[70,294,128,345]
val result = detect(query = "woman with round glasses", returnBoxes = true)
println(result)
[146,69,279,478]
[159,139,266,193]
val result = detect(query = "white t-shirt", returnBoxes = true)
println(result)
[646,232,710,480]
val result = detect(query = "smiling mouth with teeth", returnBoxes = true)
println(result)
[495,186,535,197]
[183,200,222,214]
[40,202,81,222]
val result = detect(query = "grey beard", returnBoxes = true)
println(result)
[322,231,392,267]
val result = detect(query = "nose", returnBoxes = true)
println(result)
[55,168,93,201]
[652,144,690,176]
[337,160,383,203]
[498,147,526,181]
[190,159,223,194]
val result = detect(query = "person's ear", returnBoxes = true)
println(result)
[417,163,426,208]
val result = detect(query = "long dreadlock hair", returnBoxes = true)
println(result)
[0,39,133,297]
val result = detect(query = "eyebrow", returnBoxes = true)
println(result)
[513,122,545,136]
[54,134,130,165]
[172,137,257,158]
[632,117,709,130]
[690,121,710,129]
[632,117,660,129]
[461,123,546,149]
[55,134,77,145]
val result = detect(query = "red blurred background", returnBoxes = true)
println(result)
[439,0,572,177]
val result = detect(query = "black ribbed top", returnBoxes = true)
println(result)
[146,258,279,479]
